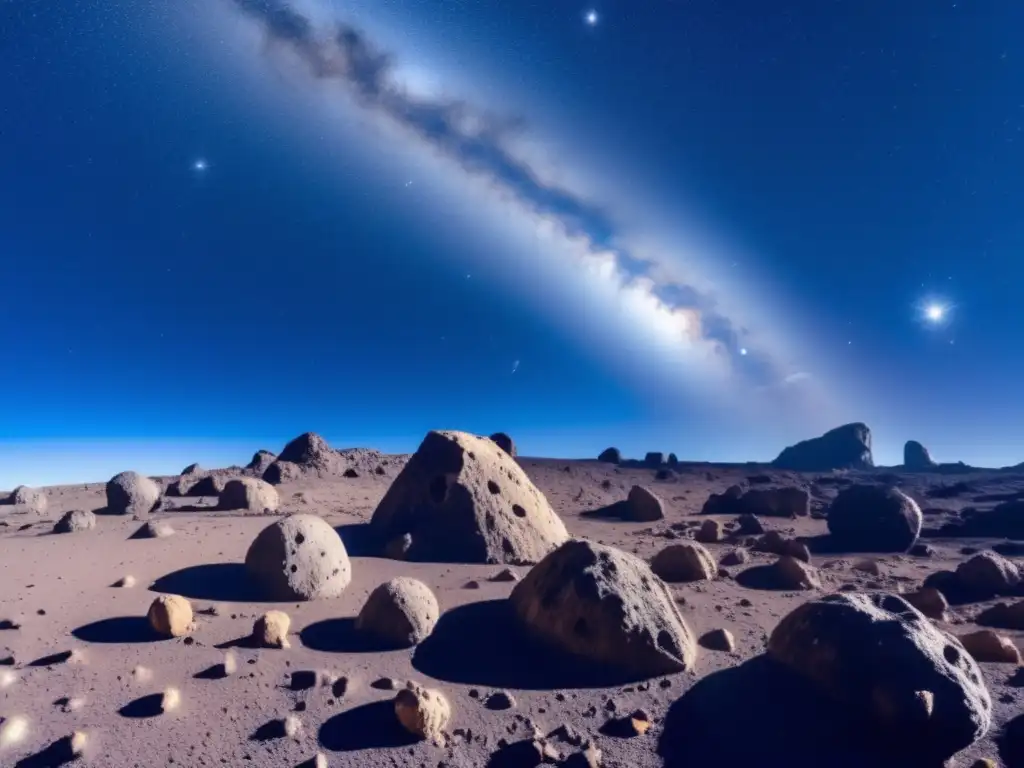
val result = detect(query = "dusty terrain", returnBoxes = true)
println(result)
[2,440,1024,767]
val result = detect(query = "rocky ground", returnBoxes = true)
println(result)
[2,432,1024,767]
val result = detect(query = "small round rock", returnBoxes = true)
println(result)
[356,577,439,648]
[147,595,193,638]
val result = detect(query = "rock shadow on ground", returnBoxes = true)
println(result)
[412,599,655,689]
[150,563,265,602]
[333,522,380,558]
[300,617,402,653]
[13,736,79,768]
[72,616,160,643]
[579,500,631,522]
[119,693,164,719]
[659,655,946,768]
[318,700,419,752]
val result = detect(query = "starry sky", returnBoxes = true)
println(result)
[1,0,1021,486]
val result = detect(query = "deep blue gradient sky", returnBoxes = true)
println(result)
[2,0,1021,485]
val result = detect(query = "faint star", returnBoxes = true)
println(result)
[193,159,208,172]
[739,347,748,356]
[584,9,598,26]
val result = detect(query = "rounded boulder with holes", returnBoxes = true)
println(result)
[768,592,991,763]
[245,514,352,601]
[106,471,161,517]
[8,485,47,514]
[356,577,439,648]
[826,484,922,552]
[510,539,697,677]
[370,430,568,564]
[219,478,280,513]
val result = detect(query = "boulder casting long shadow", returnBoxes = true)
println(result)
[319,700,419,752]
[72,616,161,643]
[659,655,942,768]
[150,563,265,602]
[412,599,652,689]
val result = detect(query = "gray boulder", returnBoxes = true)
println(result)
[827,485,922,552]
[245,514,352,600]
[53,509,96,534]
[106,471,161,517]
[768,592,991,763]
[511,539,697,677]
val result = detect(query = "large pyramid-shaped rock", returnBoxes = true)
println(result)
[511,539,697,677]
[772,423,873,472]
[370,430,568,564]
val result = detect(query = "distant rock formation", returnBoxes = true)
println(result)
[904,440,937,470]
[4,486,47,514]
[371,430,568,564]
[772,423,873,472]
[644,452,664,468]
[262,432,385,484]
[598,447,621,463]
[245,450,277,476]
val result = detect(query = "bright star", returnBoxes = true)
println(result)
[739,347,748,356]
[193,159,207,172]
[584,9,598,26]
[925,304,945,323]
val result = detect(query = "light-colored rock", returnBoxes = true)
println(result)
[132,520,174,539]
[903,587,949,621]
[147,595,193,638]
[956,551,1021,597]
[770,555,820,590]
[768,592,991,763]
[371,430,568,564]
[0,714,28,748]
[114,575,136,588]
[9,486,47,513]
[160,687,181,713]
[223,651,238,676]
[699,628,735,652]
[53,509,96,534]
[219,478,279,513]
[626,485,664,522]
[511,539,697,676]
[245,514,351,600]
[356,577,439,648]
[106,471,161,517]
[394,682,451,744]
[284,714,302,738]
[959,630,1021,664]
[650,543,716,583]
[253,610,291,648]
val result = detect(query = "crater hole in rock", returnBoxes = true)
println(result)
[290,565,298,573]
[512,504,527,518]
[573,617,590,637]
[657,629,680,658]
[487,480,501,495]
[295,533,305,545]
[429,475,448,505]
[943,645,961,665]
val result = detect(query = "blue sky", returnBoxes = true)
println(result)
[2,0,1022,486]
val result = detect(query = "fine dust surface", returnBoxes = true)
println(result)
[2,458,1024,766]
